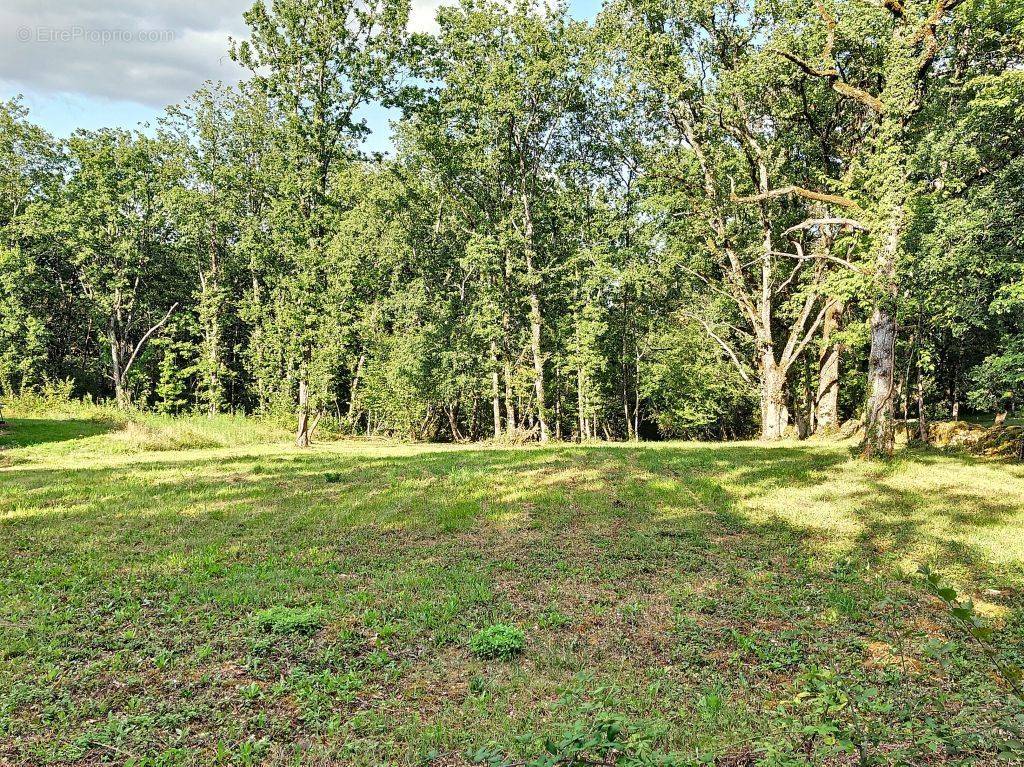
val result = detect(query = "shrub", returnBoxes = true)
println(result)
[252,606,324,635]
[470,623,524,660]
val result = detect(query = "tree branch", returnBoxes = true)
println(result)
[784,217,870,235]
[771,249,865,273]
[731,184,860,209]
[121,303,179,379]
[683,311,753,385]
[770,0,885,115]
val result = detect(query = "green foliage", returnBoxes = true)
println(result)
[469,689,695,767]
[968,342,1024,415]
[919,566,1024,701]
[919,566,1024,759]
[641,323,756,439]
[469,624,525,660]
[0,0,1021,446]
[251,606,324,635]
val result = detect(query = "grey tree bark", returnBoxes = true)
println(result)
[815,301,844,434]
[490,341,502,439]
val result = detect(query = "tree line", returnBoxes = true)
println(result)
[1,0,1021,457]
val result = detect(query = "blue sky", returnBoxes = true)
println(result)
[2,0,603,154]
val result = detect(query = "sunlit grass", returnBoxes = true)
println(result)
[1,410,1022,765]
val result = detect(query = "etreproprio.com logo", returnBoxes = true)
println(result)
[17,27,176,44]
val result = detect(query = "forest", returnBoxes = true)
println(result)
[3,0,1021,458]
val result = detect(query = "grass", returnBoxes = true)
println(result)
[1,407,1023,765]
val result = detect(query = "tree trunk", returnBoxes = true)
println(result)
[203,309,221,417]
[203,226,223,417]
[862,206,903,459]
[622,316,635,441]
[815,301,843,434]
[503,354,516,435]
[490,341,502,439]
[862,303,897,458]
[522,191,548,443]
[760,352,789,440]
[501,306,516,436]
[577,367,588,440]
[347,354,366,426]
[296,376,311,447]
[528,285,549,443]
[634,347,641,441]
[110,328,127,409]
[793,357,813,440]
[447,403,462,441]
[554,393,562,441]
[916,358,929,442]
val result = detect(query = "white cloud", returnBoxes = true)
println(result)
[1,0,450,109]
[409,0,452,34]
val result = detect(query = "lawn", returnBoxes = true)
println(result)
[1,410,1023,766]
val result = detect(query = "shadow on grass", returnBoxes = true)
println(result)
[2,441,1020,586]
[2,439,1023,764]
[0,417,117,449]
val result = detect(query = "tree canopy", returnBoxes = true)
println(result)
[1,0,1021,457]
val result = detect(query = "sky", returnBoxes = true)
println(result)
[1,0,603,154]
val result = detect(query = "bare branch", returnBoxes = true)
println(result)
[731,184,860,210]
[776,243,807,294]
[683,311,753,385]
[676,261,749,309]
[784,218,870,235]
[121,303,179,379]
[770,249,865,273]
[770,0,885,115]
[771,48,837,80]
[788,297,837,369]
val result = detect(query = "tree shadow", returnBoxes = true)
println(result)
[0,417,117,450]
[2,440,1017,584]
[3,438,1023,763]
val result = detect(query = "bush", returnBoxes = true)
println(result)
[470,624,525,660]
[968,342,1024,416]
[252,606,324,635]
[3,378,85,414]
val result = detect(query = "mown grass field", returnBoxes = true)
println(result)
[1,408,1023,766]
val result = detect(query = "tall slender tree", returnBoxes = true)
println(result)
[232,0,409,445]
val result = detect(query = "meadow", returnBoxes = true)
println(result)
[1,406,1023,766]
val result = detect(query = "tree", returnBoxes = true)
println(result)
[609,0,846,440]
[405,0,590,442]
[771,0,979,456]
[161,85,257,415]
[231,0,409,445]
[0,99,59,395]
[23,130,181,408]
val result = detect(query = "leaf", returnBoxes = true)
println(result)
[936,586,957,602]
